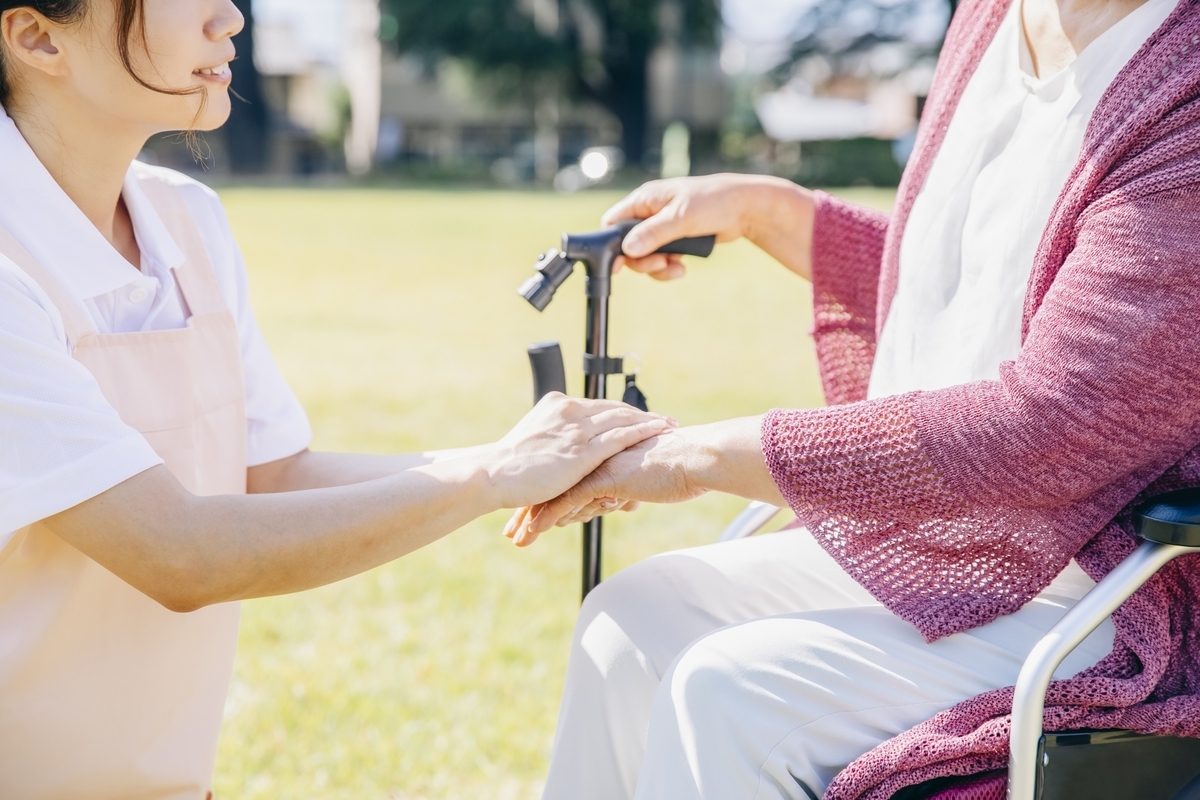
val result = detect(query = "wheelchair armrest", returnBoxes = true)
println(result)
[1008,488,1200,800]
[1136,488,1200,547]
[717,501,786,542]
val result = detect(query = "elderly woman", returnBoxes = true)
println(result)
[507,0,1200,796]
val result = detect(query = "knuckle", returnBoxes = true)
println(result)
[536,391,565,410]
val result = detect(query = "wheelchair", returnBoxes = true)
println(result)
[719,493,1200,800]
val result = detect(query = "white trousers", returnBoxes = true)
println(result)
[541,530,1115,800]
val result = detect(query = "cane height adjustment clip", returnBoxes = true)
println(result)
[582,354,625,375]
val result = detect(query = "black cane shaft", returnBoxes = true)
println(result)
[584,295,609,401]
[583,518,603,600]
[582,293,609,598]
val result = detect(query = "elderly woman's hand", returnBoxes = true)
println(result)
[602,174,817,282]
[503,416,788,547]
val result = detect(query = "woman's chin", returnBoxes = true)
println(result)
[194,99,233,133]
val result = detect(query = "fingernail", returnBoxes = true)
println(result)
[649,418,669,429]
[601,499,619,509]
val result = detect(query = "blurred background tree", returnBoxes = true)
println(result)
[779,0,946,75]
[383,0,720,167]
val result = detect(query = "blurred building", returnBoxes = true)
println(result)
[755,71,928,143]
[137,0,937,184]
[255,17,343,173]
[717,0,948,184]
[376,42,729,179]
[342,0,383,175]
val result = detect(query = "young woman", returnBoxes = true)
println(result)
[0,1,673,797]
[509,0,1200,796]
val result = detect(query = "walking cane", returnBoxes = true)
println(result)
[517,219,715,599]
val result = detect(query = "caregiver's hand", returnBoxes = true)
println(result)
[604,174,817,282]
[482,392,677,509]
[504,416,788,547]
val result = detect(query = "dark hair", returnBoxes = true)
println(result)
[0,0,189,109]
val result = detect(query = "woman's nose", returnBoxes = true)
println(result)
[206,0,245,41]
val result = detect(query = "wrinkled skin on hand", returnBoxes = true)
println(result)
[504,431,706,547]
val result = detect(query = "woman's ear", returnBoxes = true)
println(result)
[1,9,70,80]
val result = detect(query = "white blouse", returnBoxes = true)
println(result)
[868,0,1175,399]
[0,110,311,544]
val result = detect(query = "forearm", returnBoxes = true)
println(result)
[248,445,493,493]
[676,417,786,504]
[48,458,499,612]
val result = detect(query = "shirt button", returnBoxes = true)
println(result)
[128,287,150,303]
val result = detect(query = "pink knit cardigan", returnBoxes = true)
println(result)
[760,0,1200,796]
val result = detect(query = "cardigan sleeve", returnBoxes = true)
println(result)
[808,191,890,405]
[764,182,1200,641]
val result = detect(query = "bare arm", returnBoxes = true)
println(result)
[54,459,496,612]
[44,395,672,612]
[247,445,491,493]
[600,174,816,282]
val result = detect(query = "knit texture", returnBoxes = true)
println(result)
[924,771,1005,800]
[809,193,888,406]
[760,0,1200,797]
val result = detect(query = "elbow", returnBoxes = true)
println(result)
[136,545,231,613]
[144,502,240,613]
[156,591,209,615]
[144,578,219,614]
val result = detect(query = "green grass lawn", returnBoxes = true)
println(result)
[213,185,895,800]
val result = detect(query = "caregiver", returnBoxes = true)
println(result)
[0,1,672,797]
[509,0,1200,796]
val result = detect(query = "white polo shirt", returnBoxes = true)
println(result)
[0,110,312,545]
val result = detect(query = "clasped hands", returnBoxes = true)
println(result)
[503,415,783,547]
[503,172,813,546]
[503,422,705,547]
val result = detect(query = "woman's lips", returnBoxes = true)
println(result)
[194,63,233,84]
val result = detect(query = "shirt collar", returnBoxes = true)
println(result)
[1017,0,1176,103]
[0,108,184,302]
[122,166,185,276]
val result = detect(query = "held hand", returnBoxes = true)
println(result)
[503,429,706,547]
[502,416,787,547]
[482,392,675,509]
[602,174,817,281]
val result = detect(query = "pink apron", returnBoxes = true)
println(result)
[0,177,246,799]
